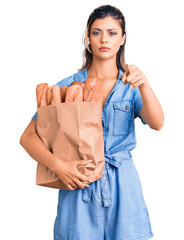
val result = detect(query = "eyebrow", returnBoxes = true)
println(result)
[91,28,117,31]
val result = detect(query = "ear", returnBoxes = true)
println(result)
[121,33,126,46]
[85,26,93,54]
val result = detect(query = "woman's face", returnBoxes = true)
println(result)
[89,16,126,60]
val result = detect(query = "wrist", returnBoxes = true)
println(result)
[50,154,60,173]
[139,81,150,91]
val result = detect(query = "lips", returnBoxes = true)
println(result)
[99,47,110,50]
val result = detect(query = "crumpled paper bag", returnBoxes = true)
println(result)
[35,101,105,190]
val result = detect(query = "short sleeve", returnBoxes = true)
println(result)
[32,112,37,121]
[133,87,148,125]
[31,75,74,121]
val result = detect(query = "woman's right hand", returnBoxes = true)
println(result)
[53,158,97,190]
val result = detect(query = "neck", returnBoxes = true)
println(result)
[87,56,119,80]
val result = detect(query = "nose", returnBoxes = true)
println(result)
[100,32,108,44]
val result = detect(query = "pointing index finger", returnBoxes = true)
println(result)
[125,64,131,75]
[121,64,130,85]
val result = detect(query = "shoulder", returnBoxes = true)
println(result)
[55,73,77,88]
[55,69,87,88]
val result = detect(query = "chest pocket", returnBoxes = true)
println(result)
[113,100,134,136]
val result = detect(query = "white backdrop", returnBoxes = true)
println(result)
[1,0,183,239]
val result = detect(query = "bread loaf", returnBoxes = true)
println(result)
[51,85,61,104]
[70,81,85,87]
[60,86,68,102]
[46,85,54,105]
[36,83,48,108]
[83,77,102,102]
[65,85,83,102]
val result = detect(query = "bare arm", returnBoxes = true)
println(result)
[19,119,93,190]
[139,83,164,130]
[121,64,164,130]
[19,119,57,172]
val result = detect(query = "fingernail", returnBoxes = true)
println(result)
[88,179,92,182]
[89,160,93,162]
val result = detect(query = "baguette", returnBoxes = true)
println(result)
[46,85,54,105]
[65,85,83,102]
[70,81,85,87]
[51,85,61,105]
[83,77,102,102]
[36,83,48,108]
[60,86,68,102]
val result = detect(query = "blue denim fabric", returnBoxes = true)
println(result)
[32,68,154,239]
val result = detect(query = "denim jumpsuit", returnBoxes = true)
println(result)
[32,68,154,240]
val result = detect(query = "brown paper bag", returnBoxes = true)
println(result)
[35,101,105,190]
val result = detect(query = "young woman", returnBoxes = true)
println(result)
[20,4,164,240]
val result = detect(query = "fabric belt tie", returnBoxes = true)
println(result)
[82,150,133,208]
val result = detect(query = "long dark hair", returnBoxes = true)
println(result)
[78,4,127,72]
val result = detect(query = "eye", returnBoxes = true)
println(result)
[92,31,99,36]
[109,32,117,36]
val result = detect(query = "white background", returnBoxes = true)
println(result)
[1,0,183,239]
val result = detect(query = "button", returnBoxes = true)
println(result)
[102,121,104,127]
[125,105,129,110]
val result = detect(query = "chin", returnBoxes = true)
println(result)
[95,52,114,59]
